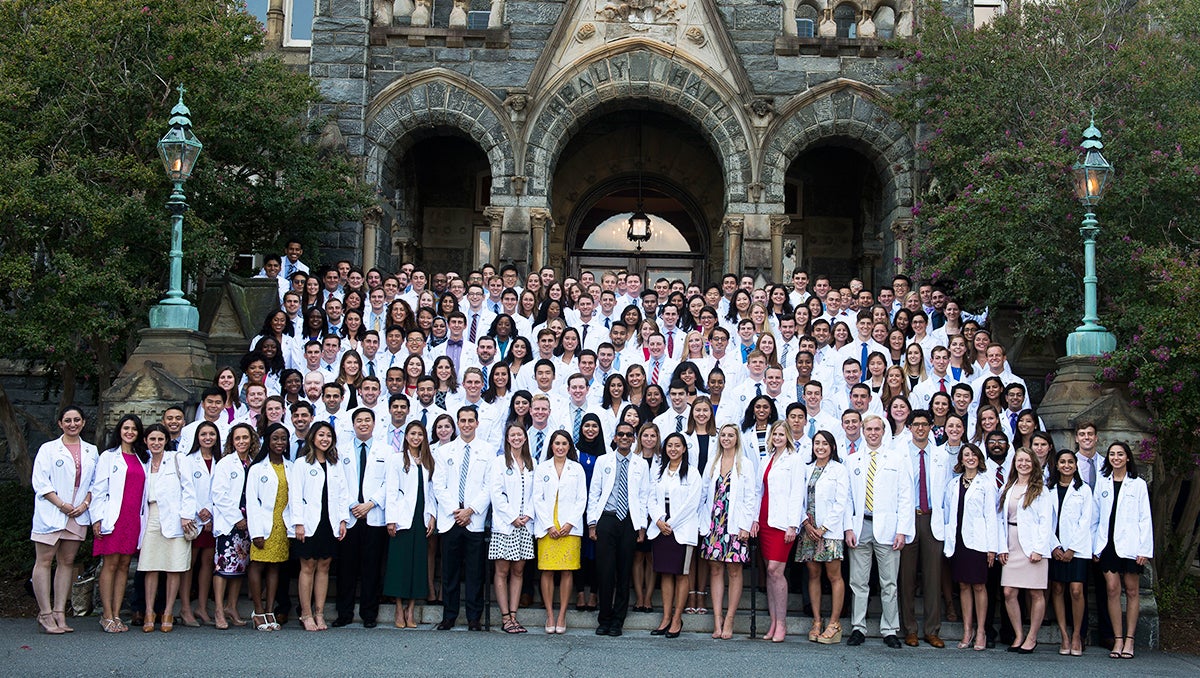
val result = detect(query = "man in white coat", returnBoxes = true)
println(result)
[897,410,948,648]
[844,415,915,649]
[332,407,389,628]
[587,421,651,637]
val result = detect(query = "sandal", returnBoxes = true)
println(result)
[818,621,842,644]
[502,612,522,634]
[300,615,318,632]
[142,612,156,633]
[315,614,327,631]
[100,617,121,633]
[254,613,273,632]
[266,613,281,631]
[37,613,64,635]
[160,614,174,633]
[808,618,823,642]
[52,611,74,633]
[1120,636,1135,659]
[114,618,129,632]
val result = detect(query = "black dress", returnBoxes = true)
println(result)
[292,460,338,560]
[949,475,988,585]
[1097,480,1144,575]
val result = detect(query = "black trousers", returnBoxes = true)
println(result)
[274,554,299,616]
[595,512,637,631]
[1086,562,1114,645]
[441,525,485,623]
[335,521,388,623]
[983,561,1017,643]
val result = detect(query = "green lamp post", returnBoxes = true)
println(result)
[1066,118,1116,356]
[149,85,203,331]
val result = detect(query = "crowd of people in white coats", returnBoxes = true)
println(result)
[29,243,1152,658]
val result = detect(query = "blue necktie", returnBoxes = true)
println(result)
[572,409,582,442]
[807,417,816,439]
[860,342,868,376]
[457,444,471,507]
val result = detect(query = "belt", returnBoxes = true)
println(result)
[915,510,931,516]
[863,514,873,520]
[1007,521,1018,526]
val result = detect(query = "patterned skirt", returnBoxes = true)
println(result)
[214,527,251,577]
[488,525,535,561]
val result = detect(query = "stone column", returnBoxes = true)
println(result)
[529,208,551,272]
[266,0,285,47]
[484,206,505,267]
[890,217,913,273]
[722,216,745,274]
[770,215,790,282]
[361,204,382,274]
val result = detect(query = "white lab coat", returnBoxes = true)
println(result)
[90,449,149,546]
[997,485,1054,559]
[336,436,390,527]
[147,451,187,539]
[30,436,99,534]
[431,438,493,533]
[210,454,251,537]
[699,453,759,537]
[177,451,216,527]
[1092,475,1153,560]
[759,450,804,532]
[245,458,292,541]
[287,454,351,538]
[1050,481,1094,556]
[908,441,950,540]
[941,472,1000,557]
[844,444,916,544]
[532,457,587,537]
[489,455,535,536]
[587,451,652,531]
[646,462,703,546]
[383,454,435,532]
[800,459,850,535]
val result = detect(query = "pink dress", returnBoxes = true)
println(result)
[93,454,146,556]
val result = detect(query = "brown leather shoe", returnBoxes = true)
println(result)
[905,633,920,647]
[925,634,945,648]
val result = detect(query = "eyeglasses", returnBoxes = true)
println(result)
[614,432,635,438]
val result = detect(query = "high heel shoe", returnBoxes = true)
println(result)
[818,621,842,644]
[808,618,823,642]
[142,612,156,633]
[160,614,174,633]
[52,611,73,633]
[650,624,669,636]
[37,613,64,635]
[666,624,682,639]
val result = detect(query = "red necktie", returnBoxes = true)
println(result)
[918,449,930,512]
[667,331,675,356]
[939,378,946,392]
[995,465,1004,489]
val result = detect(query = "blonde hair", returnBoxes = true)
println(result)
[706,424,745,477]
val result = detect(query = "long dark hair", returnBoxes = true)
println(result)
[482,362,511,403]
[401,421,435,474]
[740,394,779,431]
[1101,441,1139,479]
[303,421,339,464]
[601,374,628,410]
[658,432,690,480]
[810,429,841,464]
[1047,448,1083,489]
[108,414,149,462]
[506,390,533,429]
[224,422,261,462]
[503,423,535,471]
[546,429,579,463]
[187,420,224,463]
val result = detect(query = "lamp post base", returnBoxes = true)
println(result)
[1065,328,1116,357]
[149,301,199,331]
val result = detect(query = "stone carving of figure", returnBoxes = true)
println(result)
[394,0,414,18]
[783,0,797,37]
[896,1,913,37]
[858,10,876,37]
[488,0,505,28]
[449,0,468,27]
[411,0,431,26]
[373,0,393,26]
[818,7,837,37]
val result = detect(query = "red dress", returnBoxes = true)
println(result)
[757,455,791,562]
[93,453,146,556]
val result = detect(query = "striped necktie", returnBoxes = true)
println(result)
[865,449,879,513]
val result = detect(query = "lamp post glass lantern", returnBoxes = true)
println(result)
[1066,118,1116,357]
[149,85,202,331]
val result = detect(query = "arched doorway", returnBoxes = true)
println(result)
[383,129,492,273]
[550,108,724,284]
[783,140,884,288]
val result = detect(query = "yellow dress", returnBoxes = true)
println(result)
[250,462,289,563]
[537,493,581,570]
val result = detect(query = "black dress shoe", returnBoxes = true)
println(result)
[363,620,377,629]
[608,627,623,637]
[468,621,483,631]
[847,630,866,646]
[435,620,455,630]
[651,626,669,636]
[330,618,353,628]
[665,628,681,639]
[884,635,903,648]
[595,626,610,636]
[986,640,996,649]
[1006,645,1020,653]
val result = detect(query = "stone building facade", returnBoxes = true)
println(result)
[265,0,976,286]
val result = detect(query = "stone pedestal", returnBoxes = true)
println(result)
[1038,355,1158,648]
[100,329,215,435]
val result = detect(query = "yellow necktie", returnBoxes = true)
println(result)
[865,450,878,513]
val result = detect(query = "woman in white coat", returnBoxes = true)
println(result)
[91,414,149,633]
[997,447,1053,653]
[177,420,221,626]
[700,424,756,640]
[941,442,997,651]
[245,424,293,632]
[533,430,586,634]
[489,423,535,634]
[647,432,703,638]
[136,424,191,632]
[797,430,850,644]
[30,405,98,634]
[1093,441,1153,660]
[753,421,803,642]
[288,421,350,632]
[210,422,259,629]
[383,421,437,629]
[1047,448,1093,657]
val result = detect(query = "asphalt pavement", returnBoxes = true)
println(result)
[3,617,1199,677]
